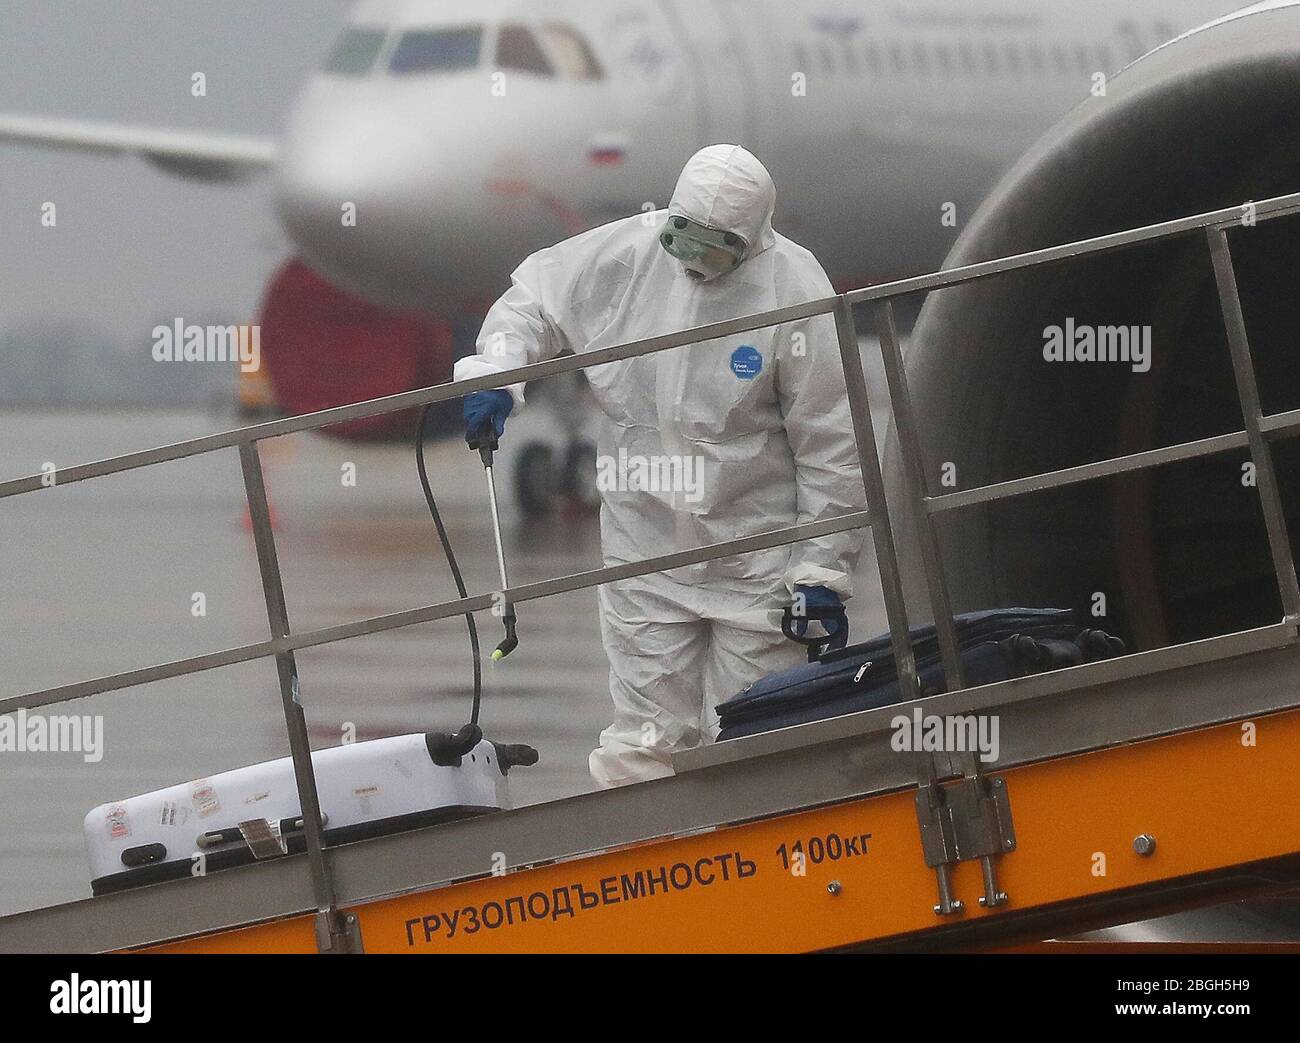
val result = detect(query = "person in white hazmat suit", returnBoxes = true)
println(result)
[456,145,865,787]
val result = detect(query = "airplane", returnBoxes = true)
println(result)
[0,0,1240,454]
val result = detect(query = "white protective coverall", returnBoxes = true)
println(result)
[455,145,865,787]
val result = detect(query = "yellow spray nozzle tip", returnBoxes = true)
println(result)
[491,649,505,662]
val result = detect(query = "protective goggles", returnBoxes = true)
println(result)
[659,216,747,276]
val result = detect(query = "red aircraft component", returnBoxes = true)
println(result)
[258,259,455,441]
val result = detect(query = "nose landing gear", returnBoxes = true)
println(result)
[513,438,599,516]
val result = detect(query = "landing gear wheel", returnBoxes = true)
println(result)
[514,442,557,516]
[562,440,600,512]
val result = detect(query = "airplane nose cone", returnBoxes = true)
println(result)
[274,98,471,312]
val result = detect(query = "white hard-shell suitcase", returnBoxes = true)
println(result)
[84,726,537,895]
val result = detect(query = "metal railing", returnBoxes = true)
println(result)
[3,191,1300,949]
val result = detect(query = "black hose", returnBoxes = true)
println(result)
[416,403,481,727]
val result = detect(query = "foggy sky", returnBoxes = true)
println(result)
[0,1,354,343]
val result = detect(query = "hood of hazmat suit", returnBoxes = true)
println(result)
[668,145,777,256]
[661,144,775,280]
[455,145,866,785]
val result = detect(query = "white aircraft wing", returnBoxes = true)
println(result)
[0,113,276,182]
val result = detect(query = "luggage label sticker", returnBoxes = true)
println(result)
[190,779,222,819]
[105,803,130,841]
[355,784,381,815]
[158,800,190,827]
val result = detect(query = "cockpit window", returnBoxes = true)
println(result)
[323,27,386,76]
[497,24,555,77]
[541,23,603,80]
[390,27,483,75]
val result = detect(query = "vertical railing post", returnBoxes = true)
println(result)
[832,297,921,700]
[871,300,967,695]
[870,298,1014,914]
[1206,227,1300,622]
[238,442,359,953]
[834,298,964,913]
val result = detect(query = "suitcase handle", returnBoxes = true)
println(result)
[493,742,540,774]
[197,815,318,850]
[425,723,484,766]
[781,605,850,663]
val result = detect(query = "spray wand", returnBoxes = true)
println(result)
[467,422,518,662]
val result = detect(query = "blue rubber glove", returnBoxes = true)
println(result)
[463,389,513,447]
[790,584,848,651]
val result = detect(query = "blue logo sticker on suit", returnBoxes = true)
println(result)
[729,345,763,380]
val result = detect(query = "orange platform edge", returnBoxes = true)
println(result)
[140,707,1300,954]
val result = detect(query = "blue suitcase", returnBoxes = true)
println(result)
[716,608,1125,741]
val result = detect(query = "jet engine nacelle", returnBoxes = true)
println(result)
[886,1,1300,651]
